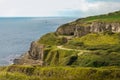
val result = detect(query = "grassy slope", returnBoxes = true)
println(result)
[37,32,120,67]
[75,10,120,23]
[64,33,120,67]
[1,11,120,80]
[61,10,120,27]
[0,65,120,80]
[66,33,120,47]
[39,11,120,46]
[38,32,67,46]
[44,47,78,66]
[37,11,120,67]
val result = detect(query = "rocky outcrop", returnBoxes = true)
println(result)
[56,24,76,35]
[14,41,44,66]
[56,22,120,37]
[90,22,120,33]
[14,22,120,66]
[28,41,44,60]
[13,11,120,66]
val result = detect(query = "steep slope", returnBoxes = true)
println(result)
[14,11,120,67]
[3,10,120,80]
[56,11,120,37]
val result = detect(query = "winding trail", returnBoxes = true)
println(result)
[57,45,90,56]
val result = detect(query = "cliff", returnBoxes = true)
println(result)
[2,10,119,80]
[14,11,120,67]
[56,22,120,37]
[14,41,44,66]
[56,10,120,37]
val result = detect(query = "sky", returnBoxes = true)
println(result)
[0,0,120,17]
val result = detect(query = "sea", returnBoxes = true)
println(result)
[0,17,77,66]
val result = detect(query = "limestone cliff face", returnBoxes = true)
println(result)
[14,41,44,66]
[90,22,120,33]
[13,22,120,66]
[56,22,120,37]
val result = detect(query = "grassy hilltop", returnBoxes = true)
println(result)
[0,11,120,80]
[76,10,120,23]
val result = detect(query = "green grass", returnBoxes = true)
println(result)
[61,33,120,67]
[75,10,120,23]
[65,33,120,49]
[36,32,120,67]
[38,32,59,46]
[73,51,120,67]
[58,11,120,32]
[71,33,120,46]
[38,32,67,46]
[44,47,78,66]
[0,65,120,80]
[3,11,120,80]
[43,45,120,67]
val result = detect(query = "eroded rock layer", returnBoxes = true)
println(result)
[56,22,120,37]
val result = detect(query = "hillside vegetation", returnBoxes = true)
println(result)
[0,65,120,80]
[37,32,120,67]
[75,10,120,23]
[58,11,120,28]
[38,11,120,67]
[1,11,120,80]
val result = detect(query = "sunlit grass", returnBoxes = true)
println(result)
[0,65,119,80]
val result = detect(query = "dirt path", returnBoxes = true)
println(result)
[57,45,90,56]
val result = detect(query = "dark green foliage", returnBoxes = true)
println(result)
[103,31,114,35]
[58,37,68,44]
[67,56,78,65]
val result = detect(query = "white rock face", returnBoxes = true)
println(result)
[90,22,120,33]
[56,22,120,37]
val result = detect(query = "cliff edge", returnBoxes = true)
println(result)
[14,11,120,67]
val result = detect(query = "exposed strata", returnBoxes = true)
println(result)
[56,22,120,37]
[14,22,120,66]
[13,10,120,66]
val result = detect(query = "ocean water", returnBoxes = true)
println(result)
[0,17,76,66]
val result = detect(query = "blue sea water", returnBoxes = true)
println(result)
[0,17,76,66]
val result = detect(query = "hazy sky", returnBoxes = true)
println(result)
[0,0,120,17]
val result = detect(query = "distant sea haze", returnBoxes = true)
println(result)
[0,17,76,66]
